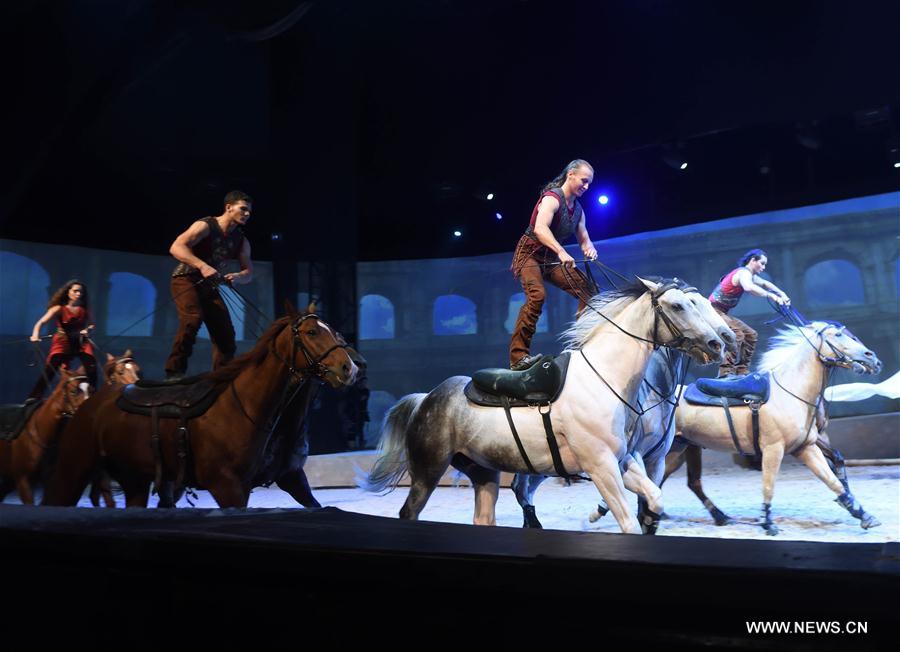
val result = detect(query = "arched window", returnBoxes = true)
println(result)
[433,294,477,335]
[804,259,865,307]
[505,292,548,333]
[107,272,156,336]
[0,252,49,334]
[364,390,397,448]
[360,294,395,339]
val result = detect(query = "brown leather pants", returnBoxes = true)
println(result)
[716,308,758,377]
[165,275,236,375]
[508,258,594,366]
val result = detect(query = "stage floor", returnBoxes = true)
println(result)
[6,459,893,543]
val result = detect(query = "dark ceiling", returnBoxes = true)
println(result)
[3,0,899,262]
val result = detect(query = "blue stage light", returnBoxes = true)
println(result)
[453,230,462,237]
[486,193,494,200]
[495,212,503,220]
[598,195,609,205]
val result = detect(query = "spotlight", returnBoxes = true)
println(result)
[495,212,503,220]
[453,230,462,237]
[661,143,689,171]
[598,195,609,205]
[486,193,494,200]
[888,144,900,169]
[271,233,282,241]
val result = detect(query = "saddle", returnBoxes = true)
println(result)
[116,375,222,419]
[685,372,770,407]
[465,353,571,408]
[116,375,224,504]
[684,372,770,458]
[0,399,42,442]
[464,353,579,480]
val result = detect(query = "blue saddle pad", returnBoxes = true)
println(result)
[685,372,770,407]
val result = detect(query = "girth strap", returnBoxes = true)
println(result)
[720,398,762,458]
[539,404,576,480]
[501,396,537,475]
[151,406,163,492]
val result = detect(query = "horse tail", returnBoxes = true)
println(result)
[357,393,427,493]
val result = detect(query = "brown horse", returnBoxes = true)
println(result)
[0,368,91,504]
[44,310,356,508]
[86,350,143,508]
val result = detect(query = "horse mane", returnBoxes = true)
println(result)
[756,321,833,372]
[560,278,655,351]
[204,315,294,386]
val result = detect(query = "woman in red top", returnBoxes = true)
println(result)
[28,279,98,399]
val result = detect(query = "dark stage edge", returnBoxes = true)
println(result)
[1,505,895,650]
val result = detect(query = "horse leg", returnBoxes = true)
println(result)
[583,451,641,534]
[510,473,547,528]
[759,443,785,535]
[15,477,35,505]
[815,433,850,493]
[121,480,150,508]
[206,473,249,508]
[794,443,881,530]
[399,450,451,521]
[622,455,663,535]
[683,444,733,526]
[469,466,500,527]
[275,468,322,509]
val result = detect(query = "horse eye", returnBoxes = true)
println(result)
[835,332,843,338]
[673,303,685,312]
[306,329,317,336]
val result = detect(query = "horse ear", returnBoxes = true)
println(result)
[307,301,317,315]
[283,299,298,318]
[107,353,115,362]
[636,276,660,293]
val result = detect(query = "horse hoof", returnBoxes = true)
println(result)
[713,515,735,526]
[589,504,609,522]
[861,515,881,530]
[764,525,779,536]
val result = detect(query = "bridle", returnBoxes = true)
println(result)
[28,374,88,449]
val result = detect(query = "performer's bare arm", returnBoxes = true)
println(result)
[169,221,218,279]
[225,239,253,285]
[30,305,61,341]
[533,196,576,267]
[735,268,789,305]
[753,275,790,303]
[576,215,597,261]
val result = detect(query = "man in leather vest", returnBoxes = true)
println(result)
[164,190,254,380]
[508,159,598,371]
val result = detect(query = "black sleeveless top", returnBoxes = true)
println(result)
[172,216,245,278]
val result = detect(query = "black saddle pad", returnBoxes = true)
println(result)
[0,399,42,441]
[117,377,222,419]
[466,353,571,407]
[685,372,770,407]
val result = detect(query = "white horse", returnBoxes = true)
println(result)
[509,288,736,532]
[673,321,882,534]
[361,277,726,534]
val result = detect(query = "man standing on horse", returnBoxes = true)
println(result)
[708,248,790,378]
[508,159,598,371]
[164,190,254,380]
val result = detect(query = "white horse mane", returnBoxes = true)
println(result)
[756,321,834,372]
[560,288,646,351]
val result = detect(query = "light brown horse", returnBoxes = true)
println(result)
[44,310,356,508]
[0,368,91,504]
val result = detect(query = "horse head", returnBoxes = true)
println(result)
[679,287,738,357]
[637,277,725,365]
[810,322,882,375]
[105,349,141,385]
[54,367,91,417]
[282,306,358,389]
